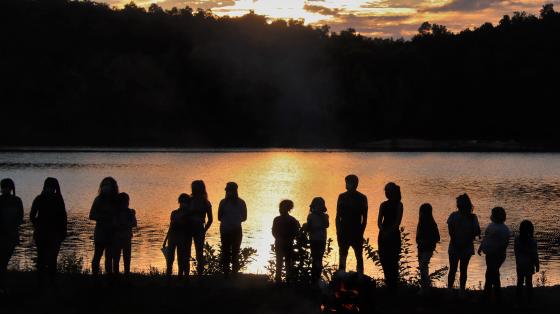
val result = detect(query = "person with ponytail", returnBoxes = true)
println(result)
[89,177,120,275]
[30,177,68,286]
[416,203,440,294]
[187,180,213,276]
[0,178,24,294]
[377,182,404,294]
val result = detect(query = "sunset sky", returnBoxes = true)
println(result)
[101,0,557,37]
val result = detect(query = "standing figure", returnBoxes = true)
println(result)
[163,193,190,277]
[478,207,510,302]
[447,193,481,293]
[377,182,404,293]
[0,178,24,294]
[415,203,440,294]
[89,177,119,275]
[336,175,368,273]
[112,192,137,275]
[218,182,247,277]
[30,177,68,285]
[306,197,329,283]
[187,180,213,276]
[272,200,300,283]
[515,220,540,305]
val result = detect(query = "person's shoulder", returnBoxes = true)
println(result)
[357,191,367,199]
[129,208,136,215]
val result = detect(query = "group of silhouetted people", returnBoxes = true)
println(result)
[0,175,541,304]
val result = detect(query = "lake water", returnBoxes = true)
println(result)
[2,151,560,286]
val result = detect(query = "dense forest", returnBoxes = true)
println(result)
[1,0,560,148]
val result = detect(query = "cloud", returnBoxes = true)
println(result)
[424,0,509,12]
[157,0,236,10]
[303,4,342,16]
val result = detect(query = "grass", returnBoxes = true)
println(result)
[1,271,559,314]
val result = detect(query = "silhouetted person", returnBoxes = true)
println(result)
[447,193,481,293]
[218,182,247,277]
[112,192,137,275]
[378,182,403,293]
[29,177,67,286]
[478,207,510,302]
[336,175,368,273]
[163,193,190,277]
[272,200,300,283]
[416,203,440,294]
[306,197,329,283]
[515,220,539,305]
[0,178,23,294]
[89,177,119,275]
[188,180,213,276]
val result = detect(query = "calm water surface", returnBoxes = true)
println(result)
[2,151,560,286]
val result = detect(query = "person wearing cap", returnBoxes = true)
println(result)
[306,197,329,283]
[218,182,247,277]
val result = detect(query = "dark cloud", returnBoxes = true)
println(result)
[303,4,342,16]
[424,0,508,12]
[319,13,415,37]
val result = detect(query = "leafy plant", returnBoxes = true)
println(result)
[193,242,257,275]
[57,253,86,274]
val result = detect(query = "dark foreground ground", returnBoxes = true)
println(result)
[1,272,559,314]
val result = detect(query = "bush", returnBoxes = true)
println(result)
[193,242,257,275]
[57,253,86,274]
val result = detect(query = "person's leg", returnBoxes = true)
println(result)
[220,230,232,276]
[516,270,524,303]
[194,229,205,276]
[91,242,104,276]
[459,254,471,292]
[285,245,294,283]
[526,274,534,304]
[418,251,432,290]
[111,241,122,275]
[177,242,187,277]
[123,238,132,275]
[35,239,47,285]
[275,246,284,283]
[0,242,16,290]
[352,238,364,274]
[166,240,177,277]
[104,244,113,275]
[447,253,458,289]
[310,241,320,282]
[48,240,62,283]
[232,227,243,275]
[484,255,493,297]
[185,235,193,276]
[494,254,506,302]
[338,238,349,272]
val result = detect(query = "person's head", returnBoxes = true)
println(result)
[310,197,327,213]
[419,203,435,226]
[490,206,506,224]
[43,177,61,195]
[456,193,473,215]
[384,182,401,202]
[519,220,534,240]
[118,192,130,209]
[345,175,359,191]
[191,180,207,200]
[1,178,16,196]
[279,199,294,216]
[225,182,239,200]
[178,193,190,209]
[98,177,119,196]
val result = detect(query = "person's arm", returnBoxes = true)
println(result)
[272,217,279,239]
[130,209,138,228]
[163,230,169,247]
[533,240,540,272]
[60,197,68,239]
[241,200,247,222]
[392,202,403,231]
[217,200,224,222]
[89,197,100,221]
[336,195,342,234]
[377,204,384,231]
[478,226,489,255]
[324,214,330,229]
[361,196,368,234]
[29,197,39,225]
[435,223,441,243]
[16,197,24,225]
[473,215,481,238]
[204,202,213,232]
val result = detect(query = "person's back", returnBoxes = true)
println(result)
[218,198,247,233]
[447,211,480,254]
[307,211,329,242]
[272,214,300,246]
[168,208,188,243]
[0,194,24,242]
[480,222,510,255]
[337,190,367,239]
[30,193,67,240]
[514,236,538,272]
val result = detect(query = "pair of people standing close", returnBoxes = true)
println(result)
[89,177,137,276]
[164,180,213,277]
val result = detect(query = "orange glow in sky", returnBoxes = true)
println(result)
[104,0,554,37]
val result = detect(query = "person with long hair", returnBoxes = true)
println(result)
[478,207,510,302]
[187,180,213,276]
[336,175,368,274]
[112,192,137,276]
[306,197,329,283]
[29,177,68,286]
[377,182,404,293]
[515,220,540,304]
[416,203,440,294]
[218,182,247,277]
[163,193,191,278]
[272,200,300,283]
[0,178,24,294]
[447,193,481,294]
[89,177,119,275]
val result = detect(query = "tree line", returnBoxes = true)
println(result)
[2,0,559,148]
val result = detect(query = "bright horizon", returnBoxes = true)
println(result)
[98,0,559,37]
